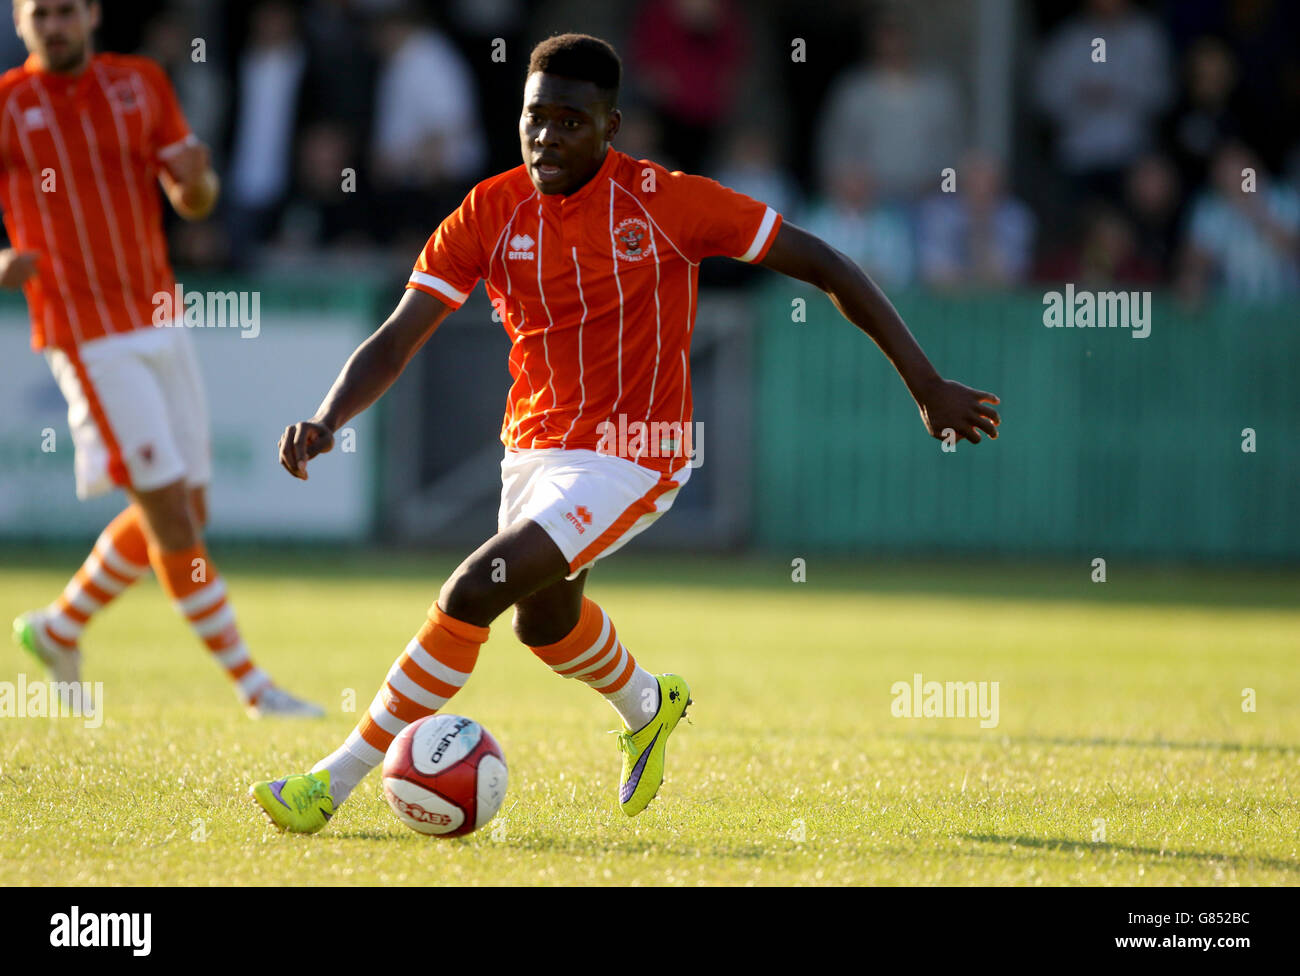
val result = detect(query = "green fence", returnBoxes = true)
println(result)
[754,285,1298,562]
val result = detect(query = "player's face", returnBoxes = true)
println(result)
[14,0,98,74]
[520,73,620,195]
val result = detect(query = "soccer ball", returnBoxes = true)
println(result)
[382,714,508,837]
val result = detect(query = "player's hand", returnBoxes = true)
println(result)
[915,378,1000,444]
[279,420,335,480]
[162,140,211,185]
[160,141,218,220]
[0,249,40,289]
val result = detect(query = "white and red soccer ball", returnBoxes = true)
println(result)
[382,714,508,837]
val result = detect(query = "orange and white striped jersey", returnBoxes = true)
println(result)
[0,53,192,352]
[407,148,782,476]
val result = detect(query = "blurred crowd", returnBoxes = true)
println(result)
[2,0,1295,302]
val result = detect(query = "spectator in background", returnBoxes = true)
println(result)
[629,0,751,174]
[615,108,679,172]
[301,0,377,132]
[802,161,914,288]
[1124,153,1182,280]
[441,0,530,175]
[139,5,230,272]
[139,8,227,154]
[916,150,1034,289]
[223,0,307,263]
[1179,141,1300,303]
[697,125,800,289]
[1035,0,1172,202]
[370,5,485,249]
[815,15,962,203]
[1036,202,1160,287]
[278,122,375,254]
[1165,36,1240,193]
[0,13,28,71]
[1216,0,1300,175]
[710,127,801,220]
[615,109,661,159]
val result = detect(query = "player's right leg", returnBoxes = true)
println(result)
[13,502,150,656]
[15,458,217,671]
[250,518,571,833]
[515,571,692,817]
[13,341,154,711]
[504,448,694,815]
[12,503,149,706]
[137,326,321,717]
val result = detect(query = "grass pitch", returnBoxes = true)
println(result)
[1,548,1297,886]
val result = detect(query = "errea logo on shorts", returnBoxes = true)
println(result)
[508,234,535,260]
[564,505,593,534]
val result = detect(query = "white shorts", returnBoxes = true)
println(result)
[498,447,691,579]
[44,326,211,499]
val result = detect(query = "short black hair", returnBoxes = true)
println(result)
[527,33,621,107]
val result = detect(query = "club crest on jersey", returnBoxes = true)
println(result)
[107,80,140,112]
[614,217,650,262]
[508,233,535,260]
[22,107,46,130]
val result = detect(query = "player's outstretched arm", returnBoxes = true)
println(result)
[759,222,1000,444]
[279,289,452,480]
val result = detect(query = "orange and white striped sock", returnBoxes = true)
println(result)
[312,604,487,805]
[530,597,661,732]
[42,506,151,651]
[150,542,272,705]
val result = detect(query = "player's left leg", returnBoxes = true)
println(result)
[14,340,154,706]
[251,518,571,833]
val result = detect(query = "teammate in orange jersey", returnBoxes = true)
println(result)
[5,0,321,717]
[251,33,1000,831]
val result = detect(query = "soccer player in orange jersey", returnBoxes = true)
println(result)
[5,0,321,717]
[251,34,1000,831]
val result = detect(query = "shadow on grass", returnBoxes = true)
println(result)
[322,829,772,860]
[965,833,1300,874]
[315,830,402,842]
[498,836,772,860]
[901,731,1300,755]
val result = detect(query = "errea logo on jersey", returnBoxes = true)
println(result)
[508,233,535,260]
[23,107,46,130]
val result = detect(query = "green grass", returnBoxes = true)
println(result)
[1,548,1297,886]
